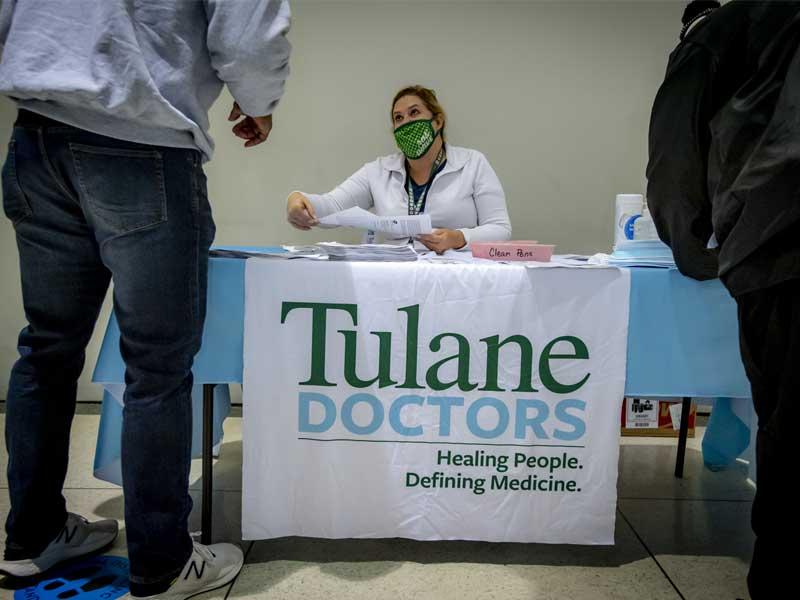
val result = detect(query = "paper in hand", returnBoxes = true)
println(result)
[319,206,433,237]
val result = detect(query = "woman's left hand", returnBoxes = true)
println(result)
[417,228,466,254]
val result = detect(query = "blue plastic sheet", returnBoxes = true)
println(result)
[702,397,753,471]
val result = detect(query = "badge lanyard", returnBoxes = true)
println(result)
[406,146,446,216]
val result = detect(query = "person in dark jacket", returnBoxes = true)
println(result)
[646,2,800,598]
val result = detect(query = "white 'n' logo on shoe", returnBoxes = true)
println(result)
[185,560,206,580]
[55,526,78,544]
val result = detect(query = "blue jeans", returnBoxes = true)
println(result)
[2,110,215,595]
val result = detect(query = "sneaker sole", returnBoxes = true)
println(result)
[0,530,119,578]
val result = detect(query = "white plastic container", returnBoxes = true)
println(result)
[614,194,644,248]
[633,206,659,241]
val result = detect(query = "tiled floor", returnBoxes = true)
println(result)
[0,408,755,599]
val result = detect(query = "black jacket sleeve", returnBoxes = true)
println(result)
[646,41,719,281]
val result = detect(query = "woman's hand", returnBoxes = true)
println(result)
[417,229,466,254]
[287,192,319,230]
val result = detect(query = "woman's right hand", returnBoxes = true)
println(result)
[287,192,319,230]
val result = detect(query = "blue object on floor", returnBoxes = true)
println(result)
[14,555,129,600]
[702,397,751,471]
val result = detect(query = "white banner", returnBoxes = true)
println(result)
[243,260,630,544]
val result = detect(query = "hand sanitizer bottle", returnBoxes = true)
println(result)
[615,194,643,248]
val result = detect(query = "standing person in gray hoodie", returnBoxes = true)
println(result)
[0,1,291,597]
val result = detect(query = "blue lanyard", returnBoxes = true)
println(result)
[406,147,446,216]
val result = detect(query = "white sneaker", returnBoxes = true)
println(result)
[0,512,119,577]
[132,542,244,599]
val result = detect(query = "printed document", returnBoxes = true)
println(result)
[319,206,433,236]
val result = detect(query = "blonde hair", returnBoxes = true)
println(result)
[391,85,447,138]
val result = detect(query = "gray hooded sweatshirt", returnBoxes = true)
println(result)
[0,0,291,160]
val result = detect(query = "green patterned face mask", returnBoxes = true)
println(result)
[394,118,440,159]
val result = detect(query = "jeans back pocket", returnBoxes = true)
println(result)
[70,142,168,238]
[2,140,33,225]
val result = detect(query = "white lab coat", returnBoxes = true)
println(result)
[302,144,512,246]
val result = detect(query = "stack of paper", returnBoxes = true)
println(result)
[590,240,676,268]
[210,246,327,260]
[283,245,328,258]
[317,242,418,262]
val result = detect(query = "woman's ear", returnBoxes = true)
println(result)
[434,114,445,132]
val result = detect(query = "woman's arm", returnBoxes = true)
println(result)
[459,153,512,245]
[299,164,374,220]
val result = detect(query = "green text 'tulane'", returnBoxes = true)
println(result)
[281,302,591,394]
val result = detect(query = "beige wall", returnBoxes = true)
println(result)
[0,0,682,401]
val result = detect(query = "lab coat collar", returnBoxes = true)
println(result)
[383,143,468,176]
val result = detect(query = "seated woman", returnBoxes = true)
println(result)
[286,85,511,253]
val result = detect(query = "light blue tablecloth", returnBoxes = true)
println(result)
[92,249,753,484]
[625,268,749,398]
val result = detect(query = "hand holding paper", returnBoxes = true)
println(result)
[287,192,319,230]
[417,228,466,254]
[319,207,432,237]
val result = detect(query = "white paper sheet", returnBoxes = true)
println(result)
[319,206,433,236]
